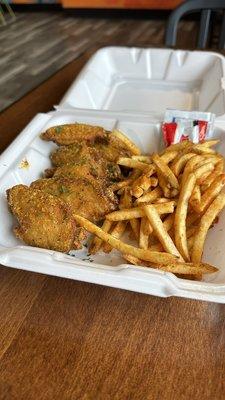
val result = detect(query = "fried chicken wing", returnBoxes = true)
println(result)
[46,159,121,185]
[31,177,118,221]
[51,136,131,166]
[41,123,108,145]
[7,185,77,253]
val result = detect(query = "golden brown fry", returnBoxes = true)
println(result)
[130,218,140,241]
[191,193,225,263]
[110,170,141,192]
[198,174,225,213]
[144,205,183,260]
[160,151,178,164]
[189,185,201,211]
[123,255,217,275]
[202,139,220,147]
[148,261,217,275]
[106,202,175,221]
[131,155,151,163]
[117,157,152,171]
[187,236,194,251]
[74,214,178,263]
[136,187,163,204]
[201,160,224,192]
[131,175,158,198]
[139,217,149,249]
[175,163,214,261]
[161,141,192,154]
[192,144,215,155]
[186,225,197,238]
[89,219,113,254]
[112,129,141,155]
[154,197,170,204]
[171,153,195,176]
[163,214,175,232]
[103,221,127,253]
[152,153,179,189]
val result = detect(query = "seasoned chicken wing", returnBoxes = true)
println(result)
[41,123,108,145]
[51,136,131,166]
[7,185,77,253]
[31,176,118,222]
[44,162,121,185]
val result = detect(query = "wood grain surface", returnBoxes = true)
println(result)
[1,38,225,400]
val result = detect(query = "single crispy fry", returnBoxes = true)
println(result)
[110,170,141,192]
[194,162,214,183]
[152,153,179,189]
[117,157,152,171]
[171,153,195,176]
[130,218,140,241]
[139,217,149,249]
[112,129,141,155]
[191,193,225,263]
[187,236,194,251]
[202,139,220,147]
[144,205,183,259]
[197,174,225,213]
[175,173,196,261]
[148,261,217,275]
[131,175,154,198]
[154,197,170,204]
[201,160,224,192]
[103,221,127,253]
[163,214,174,232]
[119,187,132,209]
[136,187,163,204]
[123,254,143,265]
[157,169,172,197]
[103,188,132,251]
[176,163,214,261]
[182,155,205,182]
[131,155,151,163]
[89,219,113,254]
[123,255,217,275]
[189,185,201,211]
[161,141,192,154]
[106,202,175,221]
[192,144,215,155]
[74,214,178,263]
[187,225,197,238]
[160,151,178,164]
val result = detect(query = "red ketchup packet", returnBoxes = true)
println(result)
[162,110,215,147]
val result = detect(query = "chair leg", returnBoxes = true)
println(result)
[198,9,211,48]
[3,0,16,20]
[219,11,225,49]
[0,5,6,25]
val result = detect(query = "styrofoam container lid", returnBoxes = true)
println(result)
[57,47,225,118]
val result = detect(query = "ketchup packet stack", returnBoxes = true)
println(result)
[162,109,215,147]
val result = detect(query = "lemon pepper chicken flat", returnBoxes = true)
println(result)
[7,123,133,251]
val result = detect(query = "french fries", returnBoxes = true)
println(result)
[191,193,225,263]
[106,202,175,221]
[84,136,224,280]
[74,214,178,263]
[111,129,141,155]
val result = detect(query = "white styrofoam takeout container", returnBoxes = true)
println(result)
[58,47,225,119]
[1,109,225,303]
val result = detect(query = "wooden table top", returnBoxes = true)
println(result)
[1,47,225,400]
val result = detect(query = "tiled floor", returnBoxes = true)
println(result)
[0,10,197,112]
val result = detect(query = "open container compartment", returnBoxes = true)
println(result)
[1,109,225,303]
[58,47,225,118]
